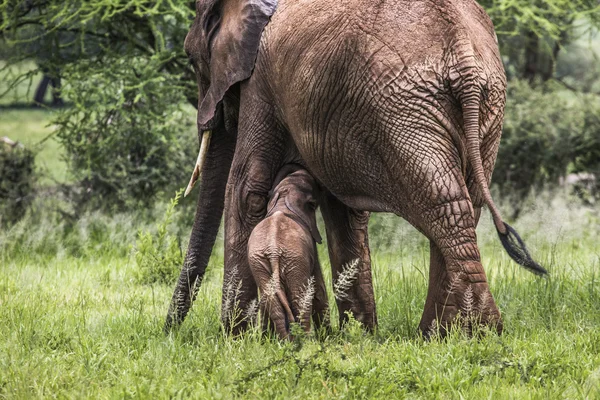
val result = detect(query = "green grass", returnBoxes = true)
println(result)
[1,194,599,399]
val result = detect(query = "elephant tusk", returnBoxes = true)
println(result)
[184,130,212,197]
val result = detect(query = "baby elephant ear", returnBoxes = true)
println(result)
[285,197,323,244]
[266,192,280,215]
[198,0,279,128]
[308,213,323,244]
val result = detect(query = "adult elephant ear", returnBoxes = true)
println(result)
[197,0,279,128]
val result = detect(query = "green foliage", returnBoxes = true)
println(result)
[555,27,600,93]
[573,102,600,175]
[0,140,36,226]
[1,0,198,210]
[479,0,600,82]
[53,56,196,210]
[134,189,184,285]
[0,0,196,101]
[481,0,600,39]
[494,80,600,211]
[0,109,68,183]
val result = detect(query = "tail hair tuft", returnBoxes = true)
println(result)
[497,222,548,276]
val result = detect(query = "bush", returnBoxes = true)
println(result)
[493,80,600,215]
[0,139,36,226]
[134,190,184,285]
[574,101,600,176]
[54,56,197,211]
[1,0,198,212]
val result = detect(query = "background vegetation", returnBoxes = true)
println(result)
[1,0,599,215]
[1,0,600,398]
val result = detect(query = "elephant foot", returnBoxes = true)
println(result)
[334,264,378,332]
[419,267,502,338]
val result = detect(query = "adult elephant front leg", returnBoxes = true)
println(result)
[321,192,377,330]
[221,100,285,335]
[165,127,236,332]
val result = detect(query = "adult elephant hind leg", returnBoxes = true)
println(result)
[321,192,377,331]
[164,128,236,332]
[417,189,501,338]
[419,239,501,338]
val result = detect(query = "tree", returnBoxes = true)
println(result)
[0,1,199,211]
[480,0,600,83]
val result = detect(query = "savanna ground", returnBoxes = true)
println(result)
[1,66,600,399]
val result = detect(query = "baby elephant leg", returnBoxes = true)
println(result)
[285,260,319,334]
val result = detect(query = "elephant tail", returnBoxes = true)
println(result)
[460,88,547,276]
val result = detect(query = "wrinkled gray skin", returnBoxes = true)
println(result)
[166,0,544,337]
[248,167,329,339]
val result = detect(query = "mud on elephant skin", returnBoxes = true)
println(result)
[166,0,546,337]
[247,165,329,339]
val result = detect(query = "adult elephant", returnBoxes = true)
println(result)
[165,0,546,336]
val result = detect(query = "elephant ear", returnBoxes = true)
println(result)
[285,197,323,244]
[266,191,280,215]
[272,164,303,189]
[198,0,279,128]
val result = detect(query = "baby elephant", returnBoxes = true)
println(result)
[248,166,329,339]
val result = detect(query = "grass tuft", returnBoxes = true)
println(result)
[134,189,184,285]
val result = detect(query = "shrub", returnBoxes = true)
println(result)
[0,139,36,226]
[134,190,184,285]
[493,80,600,215]
[574,101,600,176]
[53,56,196,212]
[1,0,198,212]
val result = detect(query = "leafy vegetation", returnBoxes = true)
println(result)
[493,80,600,215]
[0,109,67,184]
[481,0,600,82]
[134,190,184,285]
[52,57,196,211]
[1,0,197,211]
